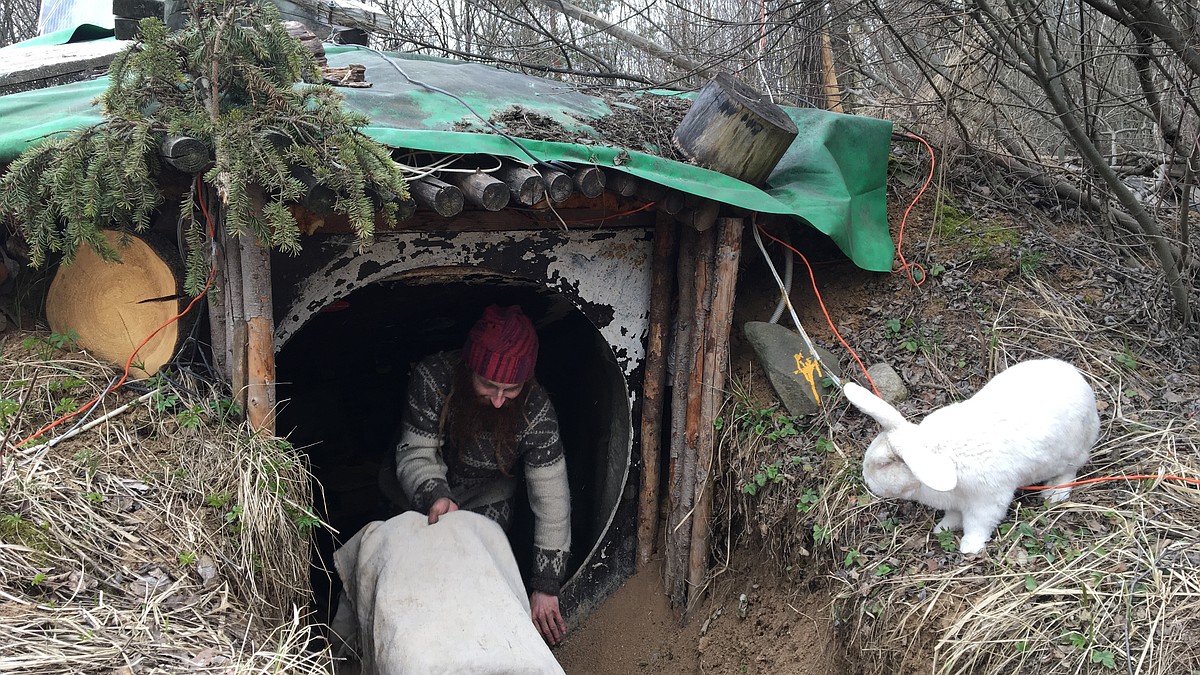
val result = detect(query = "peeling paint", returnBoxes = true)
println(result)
[277,229,655,380]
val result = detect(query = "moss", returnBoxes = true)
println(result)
[934,200,1019,264]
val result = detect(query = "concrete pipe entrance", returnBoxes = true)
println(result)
[270,227,655,627]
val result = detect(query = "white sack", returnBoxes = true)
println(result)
[332,510,565,675]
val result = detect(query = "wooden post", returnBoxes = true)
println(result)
[442,171,511,211]
[685,217,743,613]
[663,225,697,607]
[220,215,246,412]
[410,176,465,217]
[205,188,229,382]
[636,212,678,567]
[495,164,547,206]
[665,224,715,612]
[604,169,639,197]
[571,166,606,198]
[537,166,574,203]
[240,230,276,435]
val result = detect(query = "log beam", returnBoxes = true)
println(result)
[410,176,465,217]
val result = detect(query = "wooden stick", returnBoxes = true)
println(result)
[663,225,697,607]
[572,165,606,198]
[636,212,678,568]
[537,165,574,203]
[495,164,547,206]
[442,171,510,211]
[666,224,714,612]
[239,207,276,435]
[205,188,229,382]
[686,217,743,614]
[409,176,465,217]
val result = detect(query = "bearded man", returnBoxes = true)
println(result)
[392,304,571,646]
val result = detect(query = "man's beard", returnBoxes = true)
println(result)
[445,363,529,475]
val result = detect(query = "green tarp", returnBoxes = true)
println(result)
[0,39,895,271]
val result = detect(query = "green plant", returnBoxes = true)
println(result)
[205,491,233,509]
[742,459,788,496]
[176,404,203,429]
[874,563,894,576]
[796,487,820,513]
[85,492,105,504]
[1062,631,1088,650]
[0,397,20,430]
[47,329,79,350]
[1114,347,1138,371]
[1017,250,1046,279]
[30,571,47,586]
[1090,649,1116,669]
[53,397,78,416]
[178,551,197,566]
[884,318,902,338]
[48,376,87,392]
[843,549,863,568]
[936,529,957,553]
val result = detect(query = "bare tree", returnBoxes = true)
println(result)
[1,0,40,48]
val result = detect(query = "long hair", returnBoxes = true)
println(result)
[441,361,533,476]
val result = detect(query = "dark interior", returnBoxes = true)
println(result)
[274,272,631,624]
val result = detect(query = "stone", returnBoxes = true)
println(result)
[865,362,908,403]
[743,321,842,417]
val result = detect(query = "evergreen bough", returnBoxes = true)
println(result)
[0,0,410,294]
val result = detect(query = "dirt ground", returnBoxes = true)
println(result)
[555,552,847,675]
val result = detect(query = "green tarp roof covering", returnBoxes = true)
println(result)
[0,39,895,271]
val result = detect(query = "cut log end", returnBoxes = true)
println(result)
[46,230,187,379]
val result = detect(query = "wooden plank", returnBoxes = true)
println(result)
[0,41,126,91]
[636,212,678,567]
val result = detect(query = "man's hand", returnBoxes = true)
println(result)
[427,497,458,524]
[530,591,566,646]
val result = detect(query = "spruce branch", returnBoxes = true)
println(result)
[0,0,410,296]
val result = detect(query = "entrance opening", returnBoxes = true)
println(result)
[274,270,633,625]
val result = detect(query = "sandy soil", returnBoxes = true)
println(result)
[555,552,848,675]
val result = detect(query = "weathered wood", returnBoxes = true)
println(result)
[323,64,370,88]
[410,176,465,217]
[673,72,799,186]
[45,229,187,379]
[495,164,547,206]
[636,181,669,204]
[659,189,687,216]
[604,169,639,197]
[160,136,210,174]
[637,212,679,568]
[664,225,707,612]
[291,165,338,215]
[572,166,607,198]
[0,41,125,94]
[686,217,743,613]
[238,190,276,436]
[538,166,575,203]
[442,171,510,211]
[282,20,327,67]
[675,197,720,232]
[219,209,246,410]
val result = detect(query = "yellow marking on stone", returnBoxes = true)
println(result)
[793,354,824,404]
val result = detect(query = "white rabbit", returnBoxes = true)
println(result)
[842,359,1100,554]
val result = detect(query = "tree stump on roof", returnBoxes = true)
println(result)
[46,230,188,379]
[673,72,799,187]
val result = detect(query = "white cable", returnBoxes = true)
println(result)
[767,234,793,324]
[751,223,842,388]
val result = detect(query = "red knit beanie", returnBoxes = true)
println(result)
[464,304,539,384]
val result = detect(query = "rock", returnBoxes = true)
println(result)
[865,363,908,403]
[743,321,842,416]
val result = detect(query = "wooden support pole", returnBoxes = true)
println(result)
[537,165,574,203]
[291,165,338,215]
[572,165,606,198]
[160,136,210,174]
[636,212,678,568]
[442,171,511,211]
[495,164,547,206]
[220,212,247,412]
[685,216,743,614]
[239,225,276,436]
[204,188,229,382]
[665,224,714,612]
[410,176,465,217]
[604,169,639,197]
[663,225,697,607]
[660,189,687,216]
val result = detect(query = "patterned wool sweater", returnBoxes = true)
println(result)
[394,351,572,595]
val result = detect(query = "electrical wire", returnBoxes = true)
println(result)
[893,131,936,286]
[1021,472,1200,493]
[751,218,880,396]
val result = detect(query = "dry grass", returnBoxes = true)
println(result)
[0,332,335,674]
[809,278,1200,675]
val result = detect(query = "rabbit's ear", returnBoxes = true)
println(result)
[896,444,958,492]
[842,382,908,430]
